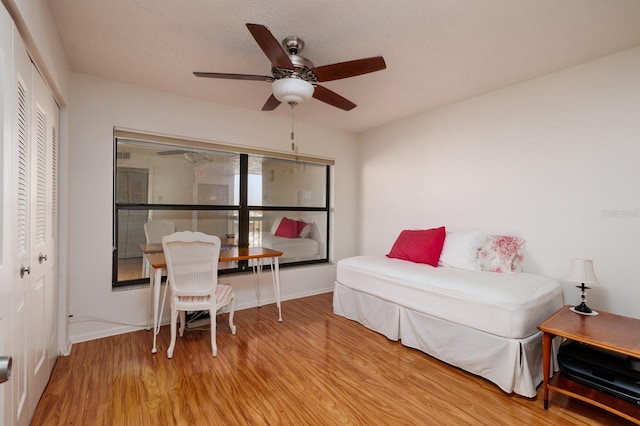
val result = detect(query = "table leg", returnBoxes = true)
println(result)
[151,266,162,354]
[542,332,552,409]
[271,257,282,322]
[147,263,152,330]
[252,258,263,307]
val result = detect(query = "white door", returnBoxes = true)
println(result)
[1,9,58,424]
[1,5,15,426]
[44,86,58,378]
[11,28,32,426]
[4,25,59,426]
[27,64,57,414]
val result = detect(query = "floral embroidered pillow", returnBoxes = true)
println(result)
[478,235,525,273]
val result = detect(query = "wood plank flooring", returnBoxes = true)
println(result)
[32,293,635,425]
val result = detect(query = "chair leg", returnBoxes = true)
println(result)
[210,308,217,357]
[167,306,178,359]
[179,311,186,337]
[228,295,237,335]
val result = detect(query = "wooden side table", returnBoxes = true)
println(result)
[538,305,640,424]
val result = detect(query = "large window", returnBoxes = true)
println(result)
[113,130,331,288]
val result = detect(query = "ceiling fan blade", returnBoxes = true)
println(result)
[246,23,294,70]
[193,72,273,82]
[313,85,357,111]
[157,150,187,156]
[312,56,386,82]
[261,94,281,111]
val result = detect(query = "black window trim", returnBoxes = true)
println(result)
[112,131,332,288]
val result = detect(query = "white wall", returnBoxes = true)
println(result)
[67,73,359,343]
[358,47,640,319]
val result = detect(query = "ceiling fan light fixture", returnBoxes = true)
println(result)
[272,78,314,106]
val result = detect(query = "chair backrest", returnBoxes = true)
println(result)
[144,220,175,244]
[162,231,221,297]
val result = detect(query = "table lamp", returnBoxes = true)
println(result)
[566,258,599,315]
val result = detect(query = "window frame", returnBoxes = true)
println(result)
[112,129,332,288]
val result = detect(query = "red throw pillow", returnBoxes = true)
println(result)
[387,227,446,266]
[275,217,299,238]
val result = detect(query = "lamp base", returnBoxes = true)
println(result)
[570,306,599,316]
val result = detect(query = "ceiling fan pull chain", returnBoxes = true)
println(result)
[290,103,296,150]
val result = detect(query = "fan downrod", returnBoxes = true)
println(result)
[282,36,304,55]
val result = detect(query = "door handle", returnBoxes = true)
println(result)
[0,356,11,384]
[39,253,48,263]
[20,265,30,278]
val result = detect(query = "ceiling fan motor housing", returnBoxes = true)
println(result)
[272,36,317,83]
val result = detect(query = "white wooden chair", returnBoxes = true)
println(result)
[162,231,236,358]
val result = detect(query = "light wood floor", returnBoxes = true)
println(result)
[32,293,634,425]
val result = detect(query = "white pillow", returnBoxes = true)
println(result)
[270,217,283,234]
[298,221,313,239]
[438,230,485,271]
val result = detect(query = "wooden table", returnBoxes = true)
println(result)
[538,305,640,424]
[143,244,283,354]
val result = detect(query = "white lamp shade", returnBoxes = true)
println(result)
[272,78,314,105]
[567,258,599,285]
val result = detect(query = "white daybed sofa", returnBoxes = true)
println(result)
[261,217,322,261]
[333,254,564,397]
[261,231,320,259]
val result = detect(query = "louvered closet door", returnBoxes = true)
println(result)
[27,64,58,417]
[0,6,15,426]
[13,32,32,426]
[9,32,59,425]
[45,92,58,376]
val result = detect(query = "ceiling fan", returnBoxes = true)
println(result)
[157,149,213,165]
[193,23,386,111]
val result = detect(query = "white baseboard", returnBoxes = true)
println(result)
[68,287,335,345]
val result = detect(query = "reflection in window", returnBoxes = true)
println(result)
[253,211,327,262]
[113,135,331,287]
[255,158,326,207]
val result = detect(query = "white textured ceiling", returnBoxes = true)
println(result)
[48,0,640,134]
